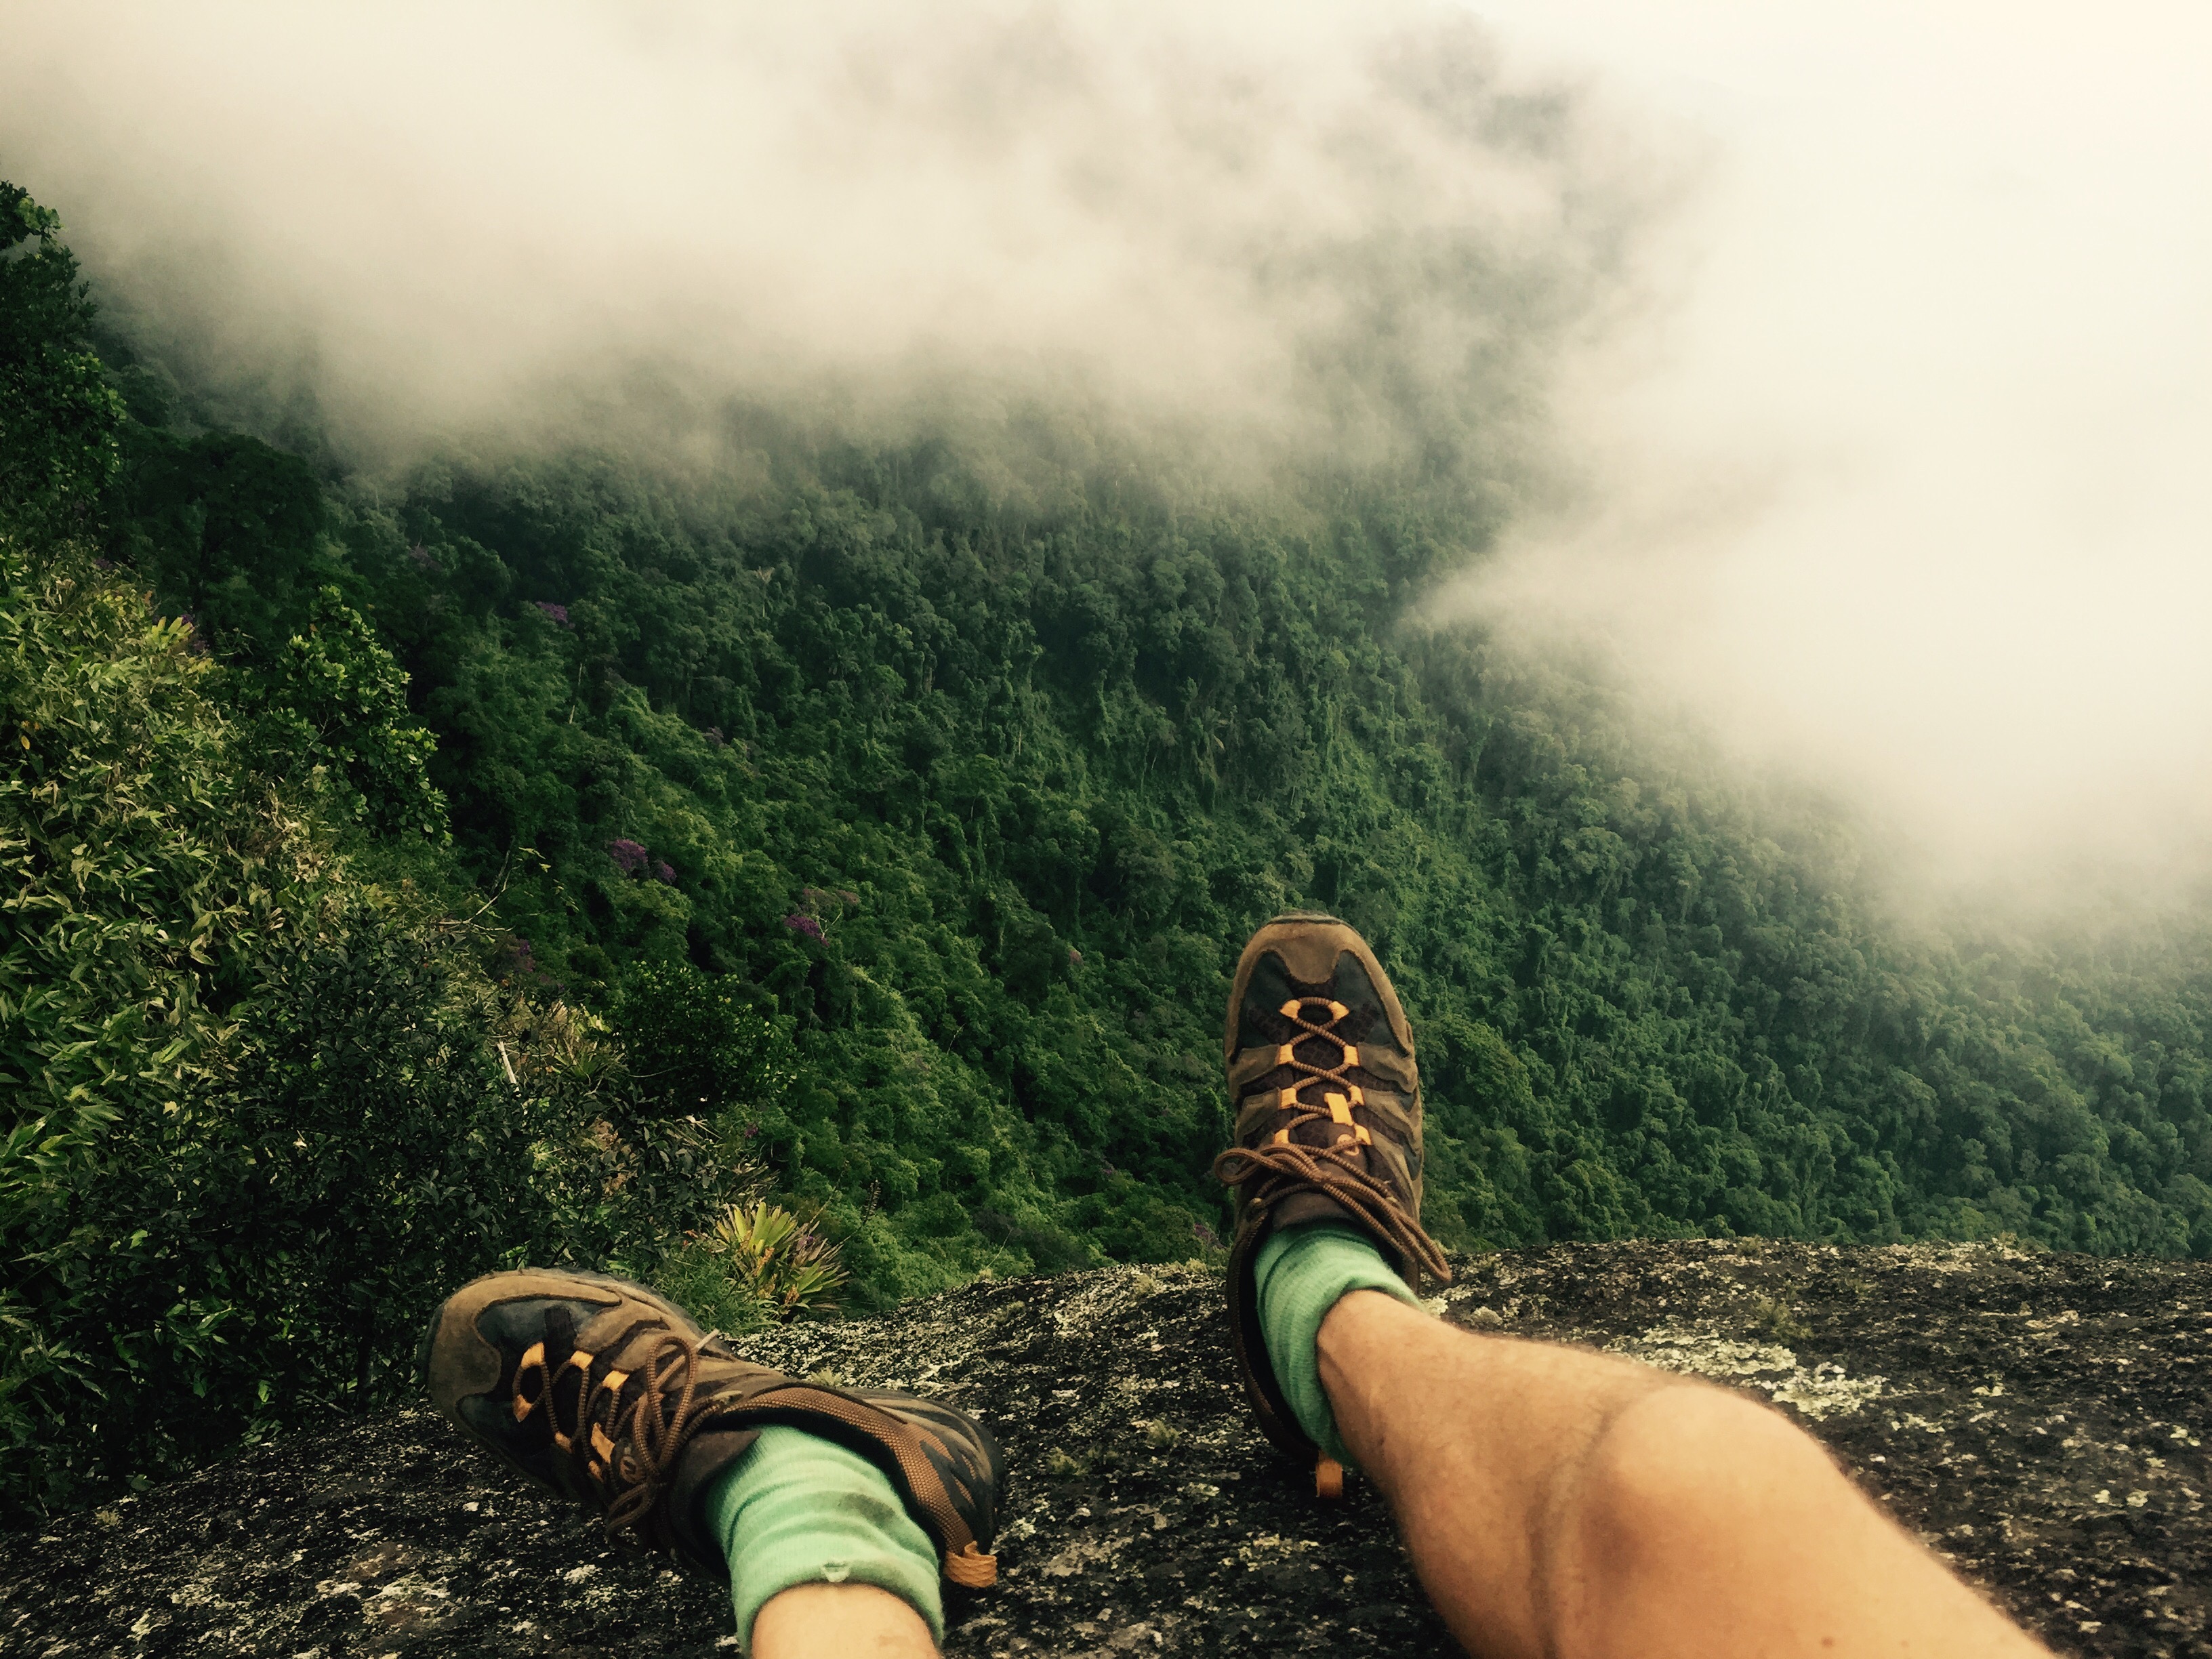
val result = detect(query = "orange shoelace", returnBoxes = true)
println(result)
[512,1324,1000,1583]
[512,1327,710,1537]
[1212,993,1452,1286]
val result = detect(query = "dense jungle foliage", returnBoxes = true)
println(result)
[6,182,2212,1515]
[1,188,771,1515]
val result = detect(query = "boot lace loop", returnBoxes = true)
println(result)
[541,1328,711,1538]
[1213,994,1452,1287]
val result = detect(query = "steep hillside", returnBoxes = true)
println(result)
[8,176,2212,1527]
[102,368,2212,1294]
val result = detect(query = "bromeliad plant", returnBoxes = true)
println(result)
[695,1200,849,1323]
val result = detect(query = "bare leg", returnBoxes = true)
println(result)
[1320,1290,2051,1659]
[752,1582,937,1659]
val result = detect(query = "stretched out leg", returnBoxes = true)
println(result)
[1319,1287,2050,1659]
[1212,913,2047,1659]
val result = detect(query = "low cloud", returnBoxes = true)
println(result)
[1439,0,2212,907]
[0,1,1638,491]
[12,1,2208,905]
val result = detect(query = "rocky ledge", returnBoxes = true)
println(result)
[4,1240,2208,1658]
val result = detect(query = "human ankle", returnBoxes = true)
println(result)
[1256,1224,1423,1465]
[1313,1288,1425,1468]
[707,1426,944,1652]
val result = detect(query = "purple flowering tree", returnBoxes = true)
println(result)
[607,838,647,874]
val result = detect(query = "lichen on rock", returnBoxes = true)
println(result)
[1608,1325,1886,1418]
[3,1240,2207,1656]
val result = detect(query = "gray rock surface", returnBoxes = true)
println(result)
[3,1240,2207,1657]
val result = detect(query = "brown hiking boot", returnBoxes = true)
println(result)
[420,1267,1003,1587]
[1212,912,1451,1490]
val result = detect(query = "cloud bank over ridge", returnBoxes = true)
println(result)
[1445,0,2212,904]
[0,1,1637,488]
[9,0,2212,903]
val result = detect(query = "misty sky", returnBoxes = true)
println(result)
[4,2,2209,900]
[1455,0,2212,895]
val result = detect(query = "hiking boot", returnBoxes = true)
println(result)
[420,1267,1003,1587]
[1212,912,1451,1485]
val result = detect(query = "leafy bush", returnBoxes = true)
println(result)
[0,537,284,1513]
[0,183,123,538]
[0,533,614,1515]
[612,957,794,1120]
[0,544,756,1520]
[224,584,447,839]
[9,917,585,1510]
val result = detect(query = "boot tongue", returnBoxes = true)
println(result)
[1239,955,1334,1047]
[1243,951,1393,1054]
[541,1305,579,1370]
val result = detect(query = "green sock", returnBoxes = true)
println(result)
[1255,1221,1425,1466]
[704,1425,944,1653]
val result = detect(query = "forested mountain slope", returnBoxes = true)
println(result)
[100,316,2212,1288]
[94,253,2212,1284]
[7,179,2211,1513]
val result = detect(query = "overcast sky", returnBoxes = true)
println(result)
[1452,0,2212,897]
[5,1,2207,903]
